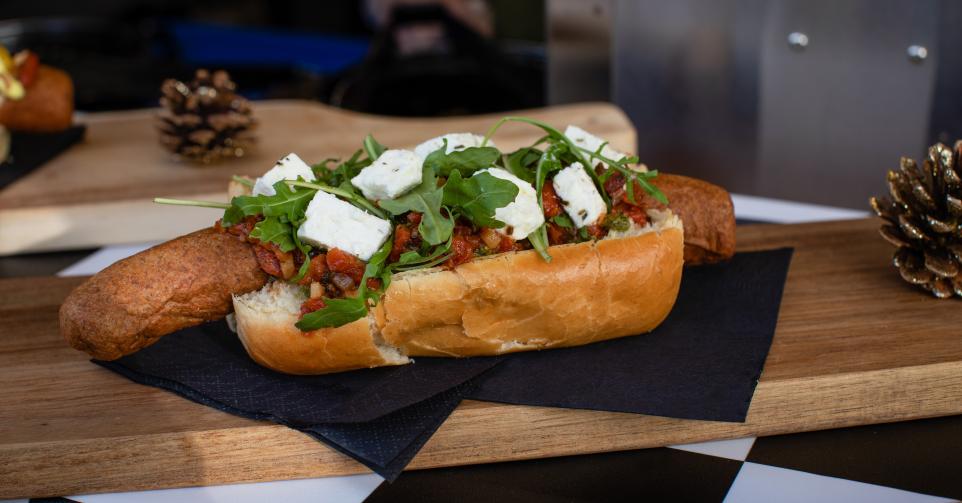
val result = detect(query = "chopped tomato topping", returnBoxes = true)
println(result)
[299,297,327,319]
[496,235,518,253]
[445,234,481,268]
[326,248,365,284]
[253,245,282,277]
[585,224,606,239]
[541,183,563,218]
[390,224,413,263]
[613,202,649,226]
[546,222,570,245]
[298,253,329,285]
[366,278,383,291]
[217,216,259,240]
[603,171,627,202]
[406,212,423,225]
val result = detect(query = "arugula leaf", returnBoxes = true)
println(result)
[231,180,314,222]
[391,235,454,271]
[551,214,574,229]
[379,167,453,245]
[527,225,552,262]
[360,239,392,301]
[222,204,244,226]
[483,116,610,208]
[313,150,371,187]
[424,142,501,178]
[442,170,518,228]
[295,297,368,331]
[504,147,540,184]
[363,134,386,160]
[249,217,296,252]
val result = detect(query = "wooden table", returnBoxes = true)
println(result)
[2,218,960,499]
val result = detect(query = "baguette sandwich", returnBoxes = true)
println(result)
[61,118,734,374]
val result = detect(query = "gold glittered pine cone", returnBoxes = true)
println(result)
[871,142,962,298]
[157,69,256,163]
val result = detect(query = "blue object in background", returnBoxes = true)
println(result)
[169,21,370,74]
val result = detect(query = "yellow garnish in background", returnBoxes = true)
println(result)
[0,45,24,100]
[0,46,12,72]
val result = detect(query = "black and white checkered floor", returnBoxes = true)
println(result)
[367,416,962,502]
[5,202,959,502]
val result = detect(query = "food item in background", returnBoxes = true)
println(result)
[157,69,256,163]
[0,46,74,133]
[871,141,962,298]
[61,118,736,374]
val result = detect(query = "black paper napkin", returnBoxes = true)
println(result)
[96,247,793,479]
[96,322,502,479]
[466,248,794,422]
[0,126,86,190]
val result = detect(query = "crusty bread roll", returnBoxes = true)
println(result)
[234,281,409,374]
[0,65,74,132]
[232,210,683,374]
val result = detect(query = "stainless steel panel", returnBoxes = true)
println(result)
[602,0,951,208]
[757,0,937,208]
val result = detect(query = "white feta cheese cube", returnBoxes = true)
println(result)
[475,168,544,240]
[253,153,316,196]
[296,191,392,261]
[414,133,497,159]
[552,162,607,228]
[564,125,628,163]
[351,149,423,201]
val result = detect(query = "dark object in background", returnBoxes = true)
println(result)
[870,141,962,299]
[157,69,257,163]
[0,125,85,190]
[0,16,182,111]
[332,4,543,116]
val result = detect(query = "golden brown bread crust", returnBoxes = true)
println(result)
[234,223,682,374]
[377,225,684,357]
[655,174,736,264]
[59,228,268,360]
[234,296,398,375]
[0,65,74,132]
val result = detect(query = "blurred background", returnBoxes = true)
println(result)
[3,0,961,209]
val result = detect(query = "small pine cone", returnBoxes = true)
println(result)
[871,142,962,298]
[156,69,256,163]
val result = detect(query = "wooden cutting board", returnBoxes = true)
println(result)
[0,100,634,255]
[2,218,961,498]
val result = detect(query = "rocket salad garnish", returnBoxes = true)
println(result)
[155,117,669,330]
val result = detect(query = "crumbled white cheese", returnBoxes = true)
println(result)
[296,191,392,261]
[564,125,628,163]
[475,168,544,240]
[351,149,423,201]
[414,133,497,159]
[552,162,607,228]
[253,153,316,196]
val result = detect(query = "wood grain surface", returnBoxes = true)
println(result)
[2,218,961,498]
[0,100,634,255]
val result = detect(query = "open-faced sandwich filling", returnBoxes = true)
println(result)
[177,118,672,332]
